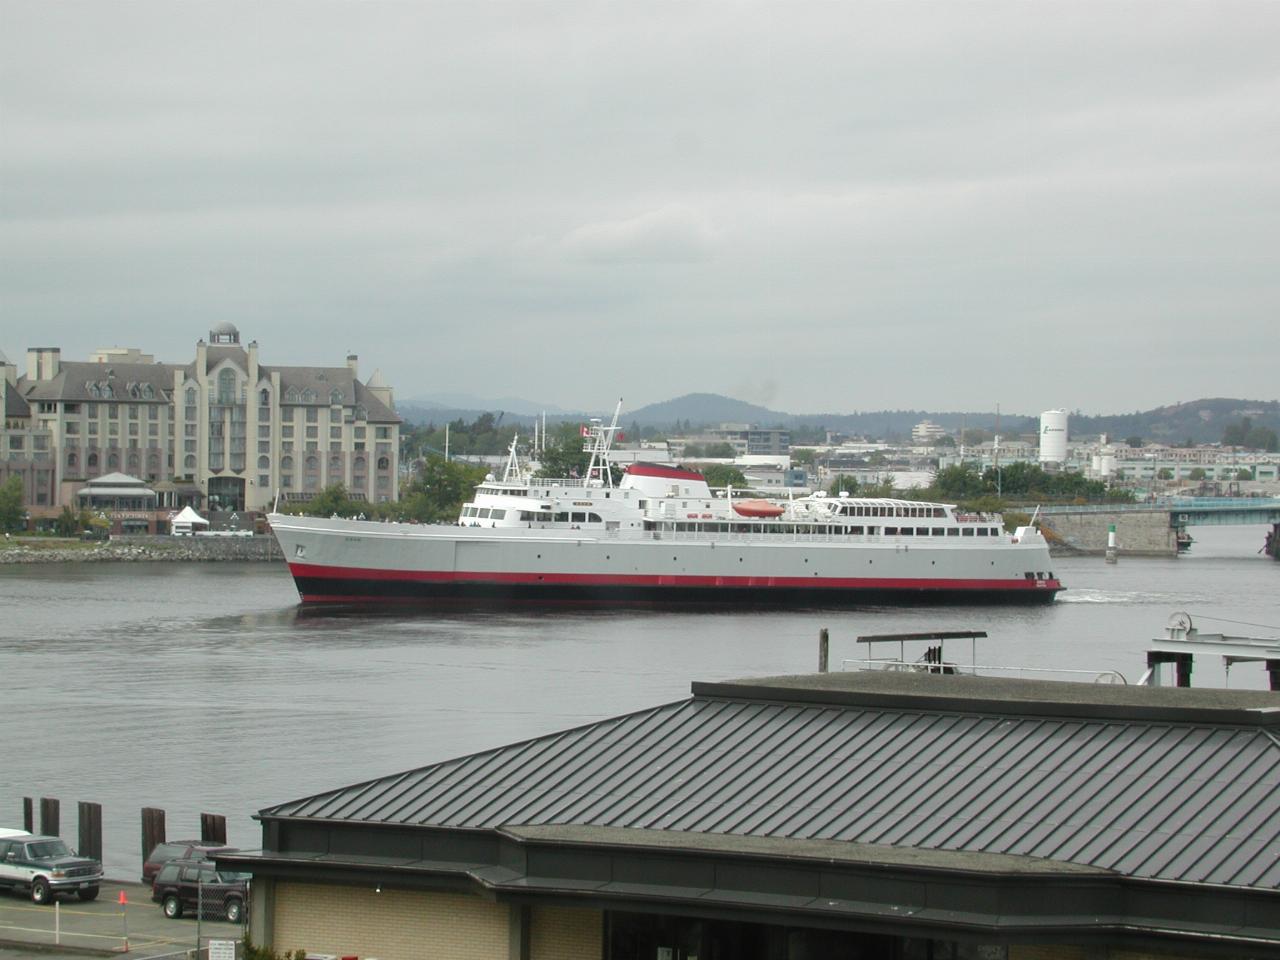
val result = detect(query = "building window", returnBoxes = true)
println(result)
[217,369,236,405]
[258,455,270,470]
[330,426,341,439]
[107,453,120,469]
[377,456,390,470]
[376,426,390,439]
[67,452,78,469]
[306,408,317,423]
[259,474,270,487]
[281,456,294,471]
[88,453,98,468]
[282,425,293,438]
[184,454,196,470]
[260,388,270,406]
[258,441,270,453]
[258,425,271,438]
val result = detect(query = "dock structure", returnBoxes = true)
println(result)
[1143,612,1280,690]
[1039,496,1280,557]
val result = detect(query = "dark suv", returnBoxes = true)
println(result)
[142,840,235,884]
[151,858,249,923]
[0,832,104,904]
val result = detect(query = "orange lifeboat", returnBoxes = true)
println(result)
[732,499,785,518]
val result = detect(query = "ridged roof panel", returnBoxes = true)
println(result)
[264,691,1280,889]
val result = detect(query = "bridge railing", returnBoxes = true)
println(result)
[1039,496,1279,514]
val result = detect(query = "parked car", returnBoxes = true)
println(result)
[151,857,249,923]
[142,839,235,884]
[0,831,104,904]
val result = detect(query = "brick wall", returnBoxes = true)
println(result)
[273,882,509,960]
[531,904,602,960]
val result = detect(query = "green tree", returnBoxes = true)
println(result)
[1222,417,1251,446]
[933,464,986,499]
[1245,426,1279,452]
[1188,467,1206,481]
[535,424,593,480]
[54,505,90,537]
[931,435,957,448]
[681,443,704,459]
[1125,436,1144,449]
[1156,468,1174,481]
[0,475,24,533]
[703,465,748,489]
[401,456,489,523]
[703,442,737,458]
[790,448,815,467]
[827,474,860,497]
[306,484,356,518]
[1236,467,1255,481]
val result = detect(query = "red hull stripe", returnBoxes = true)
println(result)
[625,463,706,481]
[287,562,1059,592]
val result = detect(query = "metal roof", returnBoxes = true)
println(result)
[263,672,1280,891]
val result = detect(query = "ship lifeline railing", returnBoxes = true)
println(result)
[840,658,1127,684]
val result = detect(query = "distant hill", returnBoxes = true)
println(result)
[396,393,1279,444]
[1062,399,1280,446]
[627,393,782,426]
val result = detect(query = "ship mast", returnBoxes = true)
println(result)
[584,398,623,488]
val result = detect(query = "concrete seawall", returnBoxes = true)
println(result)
[0,534,283,564]
[1041,510,1178,557]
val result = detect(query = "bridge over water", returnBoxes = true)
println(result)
[1035,497,1280,557]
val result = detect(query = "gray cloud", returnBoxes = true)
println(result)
[2,0,1277,414]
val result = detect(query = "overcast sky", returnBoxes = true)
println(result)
[2,1,1277,415]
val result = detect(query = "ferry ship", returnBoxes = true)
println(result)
[269,405,1063,606]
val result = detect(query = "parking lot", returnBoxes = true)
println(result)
[0,880,243,959]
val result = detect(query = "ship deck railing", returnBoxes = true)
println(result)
[841,658,1128,684]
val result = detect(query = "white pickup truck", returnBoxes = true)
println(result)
[0,829,104,904]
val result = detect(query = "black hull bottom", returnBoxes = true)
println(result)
[292,576,1061,608]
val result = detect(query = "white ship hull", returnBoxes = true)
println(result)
[269,513,1063,606]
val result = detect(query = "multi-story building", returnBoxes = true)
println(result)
[703,424,790,456]
[1,325,400,525]
[910,420,948,444]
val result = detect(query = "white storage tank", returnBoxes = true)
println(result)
[1039,409,1068,464]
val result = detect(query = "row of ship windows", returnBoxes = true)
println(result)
[836,505,948,518]
[661,523,1003,537]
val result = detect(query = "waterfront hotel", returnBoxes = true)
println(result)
[1,324,399,526]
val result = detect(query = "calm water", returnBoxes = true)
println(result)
[1,526,1276,880]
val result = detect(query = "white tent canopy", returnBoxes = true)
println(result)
[170,505,209,535]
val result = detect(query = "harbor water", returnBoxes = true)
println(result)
[1,525,1276,881]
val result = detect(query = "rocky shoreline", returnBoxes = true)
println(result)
[0,536,283,564]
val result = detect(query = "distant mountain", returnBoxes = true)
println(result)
[396,392,1279,444]
[1063,399,1280,446]
[627,393,784,426]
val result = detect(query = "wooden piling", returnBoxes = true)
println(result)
[141,807,166,862]
[200,813,227,845]
[78,802,102,861]
[818,628,829,673]
[22,797,33,833]
[39,797,59,837]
